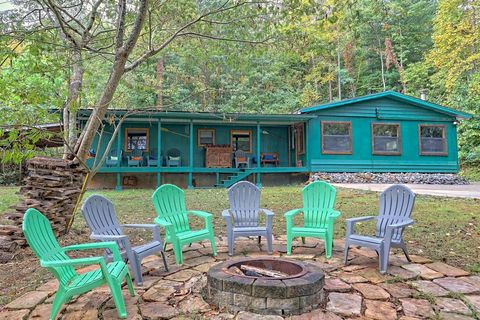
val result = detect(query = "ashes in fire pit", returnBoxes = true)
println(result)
[204,258,325,315]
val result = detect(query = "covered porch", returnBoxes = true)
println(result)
[81,111,315,189]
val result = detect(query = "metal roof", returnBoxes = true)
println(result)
[300,91,472,119]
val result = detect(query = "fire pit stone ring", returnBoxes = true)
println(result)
[204,257,325,315]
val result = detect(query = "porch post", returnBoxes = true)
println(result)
[305,121,310,171]
[188,120,194,189]
[115,121,122,191]
[157,120,162,187]
[256,122,261,188]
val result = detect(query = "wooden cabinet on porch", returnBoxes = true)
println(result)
[205,145,232,168]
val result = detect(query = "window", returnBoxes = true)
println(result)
[230,130,252,153]
[419,125,447,155]
[125,128,149,151]
[321,121,352,154]
[198,129,215,146]
[372,123,401,155]
[295,123,305,155]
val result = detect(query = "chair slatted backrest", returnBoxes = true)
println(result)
[81,195,125,249]
[302,181,337,228]
[228,181,260,227]
[376,184,415,241]
[23,208,77,286]
[152,184,190,233]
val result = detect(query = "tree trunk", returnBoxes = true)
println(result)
[156,58,164,110]
[337,47,342,100]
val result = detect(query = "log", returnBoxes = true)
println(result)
[229,266,244,276]
[239,265,288,278]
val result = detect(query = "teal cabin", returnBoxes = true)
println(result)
[80,91,471,190]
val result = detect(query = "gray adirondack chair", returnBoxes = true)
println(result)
[222,181,274,256]
[344,184,416,274]
[234,150,250,168]
[82,195,168,285]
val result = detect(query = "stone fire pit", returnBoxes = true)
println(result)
[204,257,325,315]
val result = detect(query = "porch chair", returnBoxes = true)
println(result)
[344,184,415,274]
[234,150,250,168]
[147,148,161,167]
[152,184,217,265]
[260,152,280,167]
[285,181,341,258]
[81,195,169,286]
[166,148,181,167]
[222,181,274,256]
[127,148,143,167]
[23,208,134,320]
[106,149,122,167]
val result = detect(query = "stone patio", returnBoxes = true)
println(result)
[1,237,479,319]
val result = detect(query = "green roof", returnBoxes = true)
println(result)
[301,91,472,119]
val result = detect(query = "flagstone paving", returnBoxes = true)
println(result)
[1,237,479,319]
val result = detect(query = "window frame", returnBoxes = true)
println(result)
[124,128,149,152]
[418,124,448,156]
[230,129,252,153]
[295,123,305,155]
[371,122,402,156]
[321,121,353,155]
[197,128,216,147]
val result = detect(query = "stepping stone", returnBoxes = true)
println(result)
[178,295,210,313]
[139,302,180,319]
[236,311,283,320]
[401,264,443,280]
[0,309,30,320]
[5,291,49,310]
[324,278,351,292]
[339,273,368,284]
[380,282,417,298]
[409,255,432,264]
[433,277,479,294]
[184,255,216,267]
[460,276,480,288]
[357,268,393,284]
[400,298,435,318]
[62,309,98,320]
[464,295,480,312]
[164,269,201,282]
[438,313,475,320]
[387,266,419,280]
[326,292,362,317]
[290,309,342,320]
[143,279,181,302]
[364,299,397,320]
[426,262,470,277]
[194,261,219,273]
[435,297,472,315]
[352,283,390,300]
[342,264,369,272]
[35,280,58,296]
[409,280,449,296]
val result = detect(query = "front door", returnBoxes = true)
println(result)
[294,123,305,167]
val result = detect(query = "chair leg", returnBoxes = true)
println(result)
[258,236,261,245]
[343,240,350,265]
[125,272,135,297]
[228,233,234,256]
[301,237,306,244]
[286,233,293,255]
[325,235,333,259]
[131,256,143,286]
[109,280,127,319]
[49,289,66,320]
[210,235,218,257]
[400,242,412,262]
[160,251,169,271]
[379,246,390,274]
[267,232,273,254]
[173,240,183,265]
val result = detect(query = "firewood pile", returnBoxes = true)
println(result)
[0,157,86,262]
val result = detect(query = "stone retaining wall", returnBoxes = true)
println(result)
[310,172,468,185]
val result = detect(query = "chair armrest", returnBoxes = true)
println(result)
[327,210,341,222]
[222,209,231,218]
[41,256,106,268]
[189,210,212,220]
[260,208,275,216]
[387,219,414,229]
[346,216,377,223]
[62,242,122,262]
[284,209,302,219]
[121,224,162,242]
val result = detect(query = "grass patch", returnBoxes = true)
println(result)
[1,185,479,306]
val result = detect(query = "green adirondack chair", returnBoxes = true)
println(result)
[152,184,217,265]
[284,181,341,258]
[22,208,134,320]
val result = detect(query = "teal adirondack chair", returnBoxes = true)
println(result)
[285,181,341,258]
[22,208,134,320]
[152,184,217,265]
